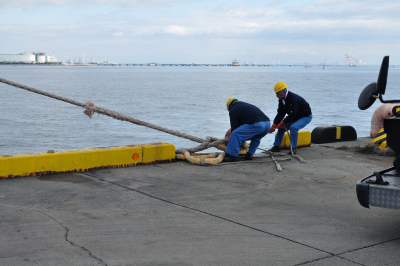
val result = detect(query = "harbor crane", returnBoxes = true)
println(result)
[345,54,360,67]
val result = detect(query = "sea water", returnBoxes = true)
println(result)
[1,64,399,155]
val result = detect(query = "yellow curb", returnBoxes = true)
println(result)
[0,143,175,179]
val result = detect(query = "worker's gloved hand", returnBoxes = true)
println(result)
[277,121,285,129]
[269,123,277,133]
[224,128,231,146]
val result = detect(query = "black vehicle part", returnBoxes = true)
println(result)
[366,172,389,185]
[358,82,378,110]
[377,55,389,95]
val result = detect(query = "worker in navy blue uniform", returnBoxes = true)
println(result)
[224,98,270,162]
[269,82,312,155]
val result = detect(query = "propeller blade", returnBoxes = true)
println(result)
[376,56,389,95]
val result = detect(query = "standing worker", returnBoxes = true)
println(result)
[269,82,312,155]
[225,98,270,162]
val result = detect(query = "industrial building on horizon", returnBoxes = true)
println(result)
[0,52,57,63]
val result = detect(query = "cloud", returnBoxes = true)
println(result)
[5,1,400,39]
[286,0,400,20]
[113,32,124,37]
[163,25,191,36]
[1,0,400,64]
[0,0,184,7]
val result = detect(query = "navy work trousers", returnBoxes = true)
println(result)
[273,114,312,148]
[226,121,271,157]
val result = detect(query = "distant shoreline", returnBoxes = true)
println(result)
[0,62,383,67]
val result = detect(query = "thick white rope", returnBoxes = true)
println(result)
[284,126,306,163]
[0,78,228,153]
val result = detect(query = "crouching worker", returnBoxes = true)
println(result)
[269,82,312,155]
[224,98,270,162]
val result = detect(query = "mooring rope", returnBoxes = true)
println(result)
[0,78,228,154]
[284,126,306,163]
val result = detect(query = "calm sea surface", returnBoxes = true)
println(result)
[1,64,399,155]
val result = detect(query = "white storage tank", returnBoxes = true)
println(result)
[0,52,36,63]
[36,52,47,63]
[19,52,35,62]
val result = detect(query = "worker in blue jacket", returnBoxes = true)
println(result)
[269,82,312,155]
[225,98,270,162]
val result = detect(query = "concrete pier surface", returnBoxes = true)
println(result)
[1,138,399,266]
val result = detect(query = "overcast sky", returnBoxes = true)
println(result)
[1,0,399,64]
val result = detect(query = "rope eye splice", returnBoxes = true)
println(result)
[84,100,98,118]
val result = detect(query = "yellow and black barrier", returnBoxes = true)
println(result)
[372,128,387,149]
[278,130,311,148]
[311,125,357,144]
[0,142,175,179]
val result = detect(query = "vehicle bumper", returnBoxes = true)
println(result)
[356,167,400,209]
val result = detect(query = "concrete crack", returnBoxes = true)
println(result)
[84,172,364,266]
[34,209,108,266]
[0,204,107,266]
[299,237,400,265]
[294,255,365,266]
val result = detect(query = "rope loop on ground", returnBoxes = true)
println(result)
[176,152,224,165]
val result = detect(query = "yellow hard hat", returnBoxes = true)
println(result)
[226,98,238,110]
[274,82,287,93]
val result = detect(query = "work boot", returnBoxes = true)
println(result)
[288,148,297,155]
[224,153,239,162]
[244,152,253,160]
[269,146,281,152]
